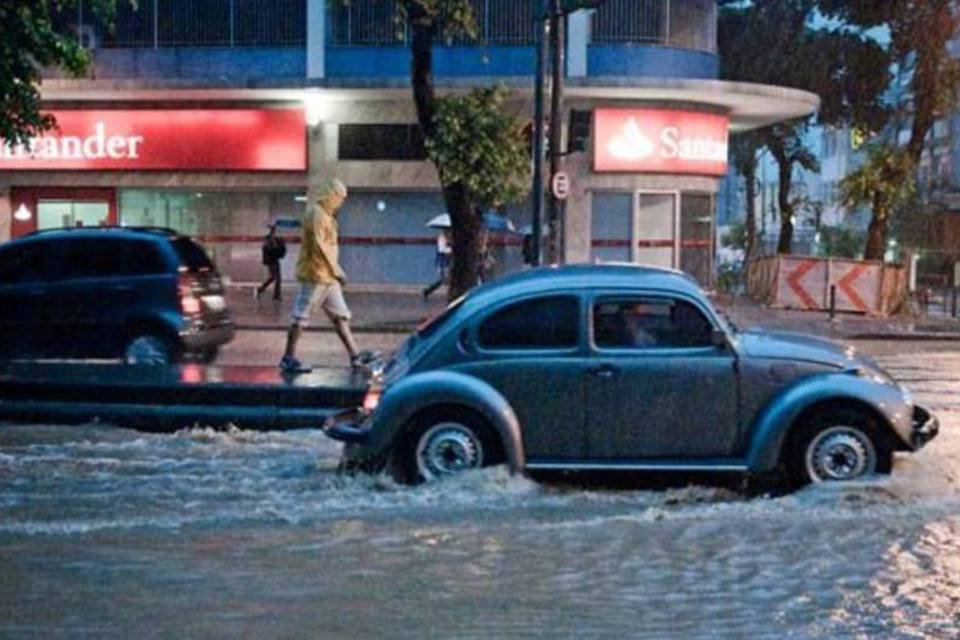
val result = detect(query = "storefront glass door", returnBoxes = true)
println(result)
[634,191,678,270]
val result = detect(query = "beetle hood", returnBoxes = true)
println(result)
[736,329,861,369]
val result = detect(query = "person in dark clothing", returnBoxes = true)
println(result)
[256,223,286,301]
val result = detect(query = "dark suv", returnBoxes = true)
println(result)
[0,227,234,364]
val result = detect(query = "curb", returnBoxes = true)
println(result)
[236,323,415,334]
[847,332,960,342]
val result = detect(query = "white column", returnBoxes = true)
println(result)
[567,10,591,78]
[307,0,325,80]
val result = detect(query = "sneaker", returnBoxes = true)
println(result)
[279,356,311,373]
[351,350,382,370]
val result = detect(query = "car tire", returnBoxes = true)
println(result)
[392,409,502,485]
[785,408,891,488]
[123,335,174,366]
[197,347,219,365]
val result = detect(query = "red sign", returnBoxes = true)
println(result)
[0,109,307,171]
[594,109,729,176]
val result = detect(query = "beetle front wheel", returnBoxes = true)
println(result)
[786,409,888,487]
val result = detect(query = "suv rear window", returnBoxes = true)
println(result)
[171,238,214,272]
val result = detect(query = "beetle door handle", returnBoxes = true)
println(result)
[587,364,620,379]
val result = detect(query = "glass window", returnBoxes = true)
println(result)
[0,243,52,285]
[36,200,109,230]
[479,296,579,350]
[593,297,713,349]
[123,240,170,276]
[58,239,125,279]
[338,125,428,161]
[171,238,215,273]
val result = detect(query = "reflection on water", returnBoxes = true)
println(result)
[1,353,960,638]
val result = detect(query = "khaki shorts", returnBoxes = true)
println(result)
[291,281,352,326]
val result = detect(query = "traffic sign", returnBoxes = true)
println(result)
[551,171,570,201]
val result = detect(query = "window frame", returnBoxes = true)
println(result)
[473,293,584,355]
[588,290,721,356]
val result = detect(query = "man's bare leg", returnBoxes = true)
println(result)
[332,317,360,360]
[283,325,303,360]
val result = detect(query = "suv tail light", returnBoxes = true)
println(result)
[178,275,202,315]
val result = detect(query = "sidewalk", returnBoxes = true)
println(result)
[227,284,960,341]
[229,284,447,333]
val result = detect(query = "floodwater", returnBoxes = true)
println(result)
[2,344,960,638]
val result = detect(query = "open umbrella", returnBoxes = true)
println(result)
[426,214,451,229]
[427,212,517,233]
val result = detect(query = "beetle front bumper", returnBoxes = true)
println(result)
[323,408,371,444]
[912,405,940,449]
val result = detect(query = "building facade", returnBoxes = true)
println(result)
[0,0,817,287]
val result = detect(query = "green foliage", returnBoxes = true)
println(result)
[397,0,477,42]
[426,86,531,210]
[816,225,866,259]
[722,221,747,251]
[0,1,125,145]
[839,143,915,214]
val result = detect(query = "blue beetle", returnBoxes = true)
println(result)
[325,264,938,487]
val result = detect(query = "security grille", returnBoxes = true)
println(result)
[592,0,717,53]
[329,0,535,47]
[104,0,306,48]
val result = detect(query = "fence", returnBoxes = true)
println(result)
[747,255,908,317]
[592,0,717,53]
[329,0,535,47]
[100,0,307,48]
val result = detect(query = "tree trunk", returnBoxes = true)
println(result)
[773,147,794,255]
[446,183,481,299]
[743,160,758,263]
[863,194,888,261]
[405,2,481,302]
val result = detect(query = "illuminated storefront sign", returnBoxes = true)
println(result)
[0,109,307,171]
[594,109,730,176]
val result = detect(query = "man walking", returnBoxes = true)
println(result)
[279,178,377,373]
[256,222,286,301]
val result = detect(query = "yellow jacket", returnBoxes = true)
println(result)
[296,203,346,284]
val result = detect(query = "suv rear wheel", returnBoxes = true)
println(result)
[124,335,174,366]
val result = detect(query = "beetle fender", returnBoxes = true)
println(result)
[368,370,525,473]
[745,372,912,472]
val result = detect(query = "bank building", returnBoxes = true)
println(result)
[0,0,818,288]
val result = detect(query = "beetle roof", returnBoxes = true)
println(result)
[464,264,705,308]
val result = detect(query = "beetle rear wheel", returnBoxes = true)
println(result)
[393,409,502,484]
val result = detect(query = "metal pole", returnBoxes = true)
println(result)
[829,284,837,321]
[531,0,548,266]
[547,0,564,264]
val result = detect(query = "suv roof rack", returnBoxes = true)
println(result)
[25,226,183,238]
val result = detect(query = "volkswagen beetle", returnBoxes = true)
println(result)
[324,264,938,487]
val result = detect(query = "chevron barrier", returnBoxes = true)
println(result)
[747,255,907,316]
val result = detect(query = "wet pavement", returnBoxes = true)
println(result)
[2,341,960,638]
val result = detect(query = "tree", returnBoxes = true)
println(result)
[839,143,915,259]
[729,133,762,262]
[719,0,890,254]
[817,0,960,259]
[1,1,122,145]
[397,0,531,299]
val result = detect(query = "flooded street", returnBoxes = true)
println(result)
[2,342,960,638]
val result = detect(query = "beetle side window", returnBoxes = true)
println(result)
[478,296,579,350]
[593,298,713,349]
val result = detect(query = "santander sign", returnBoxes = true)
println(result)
[0,109,307,171]
[594,108,730,176]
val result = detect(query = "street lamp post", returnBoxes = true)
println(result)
[530,0,605,266]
